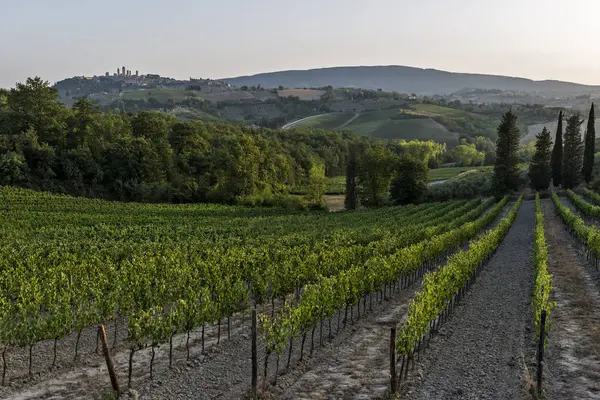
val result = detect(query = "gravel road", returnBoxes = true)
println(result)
[543,199,600,399]
[405,200,535,400]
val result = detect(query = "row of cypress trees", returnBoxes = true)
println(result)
[495,104,596,195]
[548,104,596,189]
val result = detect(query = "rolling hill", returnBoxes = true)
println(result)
[221,65,600,97]
[290,105,505,145]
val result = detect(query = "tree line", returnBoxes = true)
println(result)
[0,78,360,205]
[0,77,445,207]
[493,104,596,196]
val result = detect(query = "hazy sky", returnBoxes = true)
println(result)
[3,0,600,88]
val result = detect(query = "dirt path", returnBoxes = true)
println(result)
[274,287,416,400]
[268,202,509,400]
[403,200,535,400]
[336,112,360,129]
[542,199,600,398]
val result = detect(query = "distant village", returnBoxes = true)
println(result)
[55,66,232,104]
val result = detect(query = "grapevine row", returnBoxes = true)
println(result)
[258,196,507,377]
[0,187,477,384]
[532,193,554,338]
[395,195,523,366]
[552,192,600,260]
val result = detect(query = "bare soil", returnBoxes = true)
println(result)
[542,199,600,399]
[400,200,535,400]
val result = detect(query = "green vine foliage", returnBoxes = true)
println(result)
[532,193,554,340]
[396,195,523,356]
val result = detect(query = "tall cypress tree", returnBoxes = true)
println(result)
[528,127,553,190]
[492,110,521,197]
[582,103,596,183]
[563,113,584,189]
[551,111,563,187]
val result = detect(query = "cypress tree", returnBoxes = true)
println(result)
[551,111,563,187]
[562,113,584,189]
[344,145,358,210]
[492,110,521,197]
[528,127,553,190]
[582,103,596,183]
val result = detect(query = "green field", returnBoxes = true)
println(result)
[412,104,469,117]
[293,112,354,129]
[294,108,462,145]
[429,166,490,181]
[339,110,460,145]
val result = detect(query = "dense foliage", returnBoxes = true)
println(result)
[562,113,584,189]
[551,111,563,187]
[528,128,552,190]
[390,157,428,205]
[0,78,362,204]
[582,104,596,183]
[493,111,521,196]
[426,169,493,202]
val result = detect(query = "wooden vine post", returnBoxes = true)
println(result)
[537,310,547,398]
[251,309,258,398]
[390,326,397,394]
[99,324,120,397]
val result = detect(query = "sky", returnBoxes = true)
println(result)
[3,0,600,88]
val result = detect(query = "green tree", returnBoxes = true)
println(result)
[551,111,563,187]
[390,157,428,205]
[562,113,584,189]
[305,160,327,208]
[357,145,396,207]
[450,139,484,166]
[519,141,537,163]
[474,136,495,153]
[582,103,595,183]
[3,77,68,145]
[344,145,358,210]
[528,127,552,190]
[387,139,445,164]
[0,151,27,184]
[492,110,521,196]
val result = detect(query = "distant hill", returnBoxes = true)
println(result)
[221,66,600,97]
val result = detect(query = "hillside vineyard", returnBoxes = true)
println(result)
[8,187,600,398]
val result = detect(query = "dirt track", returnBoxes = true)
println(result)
[402,200,535,400]
[543,199,600,399]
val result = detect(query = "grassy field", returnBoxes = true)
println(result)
[337,110,460,145]
[429,166,490,181]
[412,103,468,117]
[292,112,354,129]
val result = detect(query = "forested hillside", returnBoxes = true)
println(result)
[0,78,357,204]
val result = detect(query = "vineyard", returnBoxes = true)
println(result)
[3,187,600,399]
